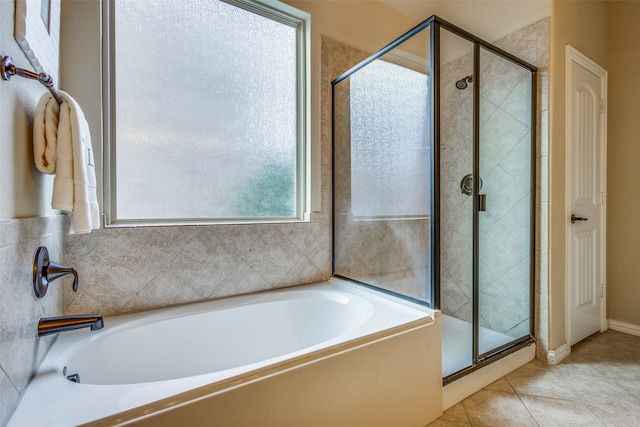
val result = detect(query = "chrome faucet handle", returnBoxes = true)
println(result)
[33,246,79,298]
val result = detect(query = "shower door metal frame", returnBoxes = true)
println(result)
[331,15,538,384]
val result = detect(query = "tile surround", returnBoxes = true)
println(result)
[64,219,332,316]
[494,18,550,359]
[0,215,66,426]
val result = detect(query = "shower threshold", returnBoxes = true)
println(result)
[442,314,517,377]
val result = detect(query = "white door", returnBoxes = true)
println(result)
[566,46,607,346]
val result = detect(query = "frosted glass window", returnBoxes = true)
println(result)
[106,0,308,224]
[350,60,430,218]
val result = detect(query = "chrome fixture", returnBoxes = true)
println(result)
[1,56,62,104]
[37,314,104,337]
[570,214,588,224]
[455,75,473,90]
[33,246,78,298]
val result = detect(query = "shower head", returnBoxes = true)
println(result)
[455,75,473,90]
[455,79,467,90]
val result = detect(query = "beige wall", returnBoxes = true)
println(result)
[548,1,608,349]
[0,1,58,218]
[607,2,640,325]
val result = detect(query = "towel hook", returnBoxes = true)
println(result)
[1,55,62,104]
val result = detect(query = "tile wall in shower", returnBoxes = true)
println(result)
[440,18,549,352]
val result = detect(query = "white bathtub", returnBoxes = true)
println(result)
[8,278,442,427]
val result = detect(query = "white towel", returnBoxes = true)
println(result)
[33,95,60,174]
[33,91,100,234]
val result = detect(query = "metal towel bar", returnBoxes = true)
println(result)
[1,55,62,104]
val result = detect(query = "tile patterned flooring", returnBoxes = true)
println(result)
[428,330,640,426]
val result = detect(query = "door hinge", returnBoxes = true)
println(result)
[600,100,606,114]
[600,284,605,298]
[599,192,605,205]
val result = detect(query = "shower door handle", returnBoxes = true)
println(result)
[478,194,487,212]
[570,214,588,224]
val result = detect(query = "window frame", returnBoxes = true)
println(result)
[102,0,311,227]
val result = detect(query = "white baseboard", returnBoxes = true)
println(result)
[546,343,570,365]
[546,321,640,365]
[608,319,640,337]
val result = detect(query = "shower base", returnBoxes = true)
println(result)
[441,314,515,377]
[441,314,535,409]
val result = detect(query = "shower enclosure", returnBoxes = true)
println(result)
[332,16,536,382]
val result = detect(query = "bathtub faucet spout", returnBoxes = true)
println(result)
[37,314,104,337]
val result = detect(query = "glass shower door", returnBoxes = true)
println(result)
[331,16,537,382]
[477,47,534,357]
[439,28,475,377]
[332,27,433,305]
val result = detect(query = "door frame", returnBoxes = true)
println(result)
[564,45,608,347]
